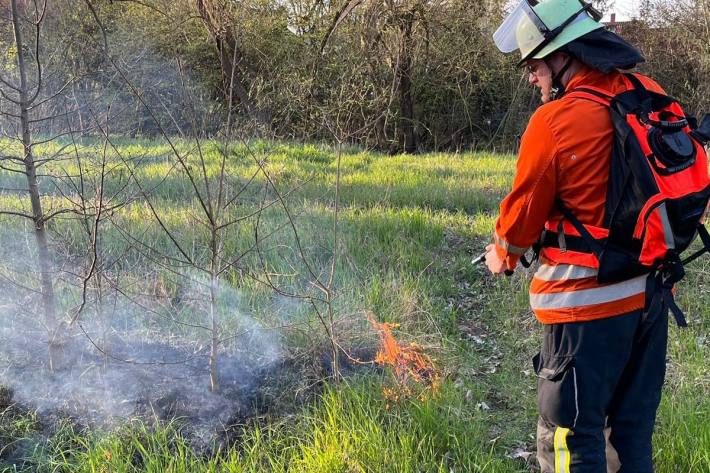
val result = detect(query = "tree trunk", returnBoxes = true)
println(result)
[362,42,391,151]
[208,272,220,393]
[11,0,60,370]
[398,16,417,154]
[208,227,221,393]
[195,0,270,126]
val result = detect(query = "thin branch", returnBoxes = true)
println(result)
[0,210,34,219]
[78,323,206,365]
[81,0,213,222]
[91,119,196,266]
[215,175,314,231]
[247,144,325,292]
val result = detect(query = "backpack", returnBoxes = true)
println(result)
[545,73,710,326]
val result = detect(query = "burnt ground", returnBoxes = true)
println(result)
[0,324,273,464]
[0,322,377,466]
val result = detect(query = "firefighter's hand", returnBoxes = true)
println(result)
[484,244,507,275]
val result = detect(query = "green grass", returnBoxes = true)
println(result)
[2,382,520,473]
[0,138,707,472]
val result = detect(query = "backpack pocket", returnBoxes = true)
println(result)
[633,188,710,267]
[635,201,674,267]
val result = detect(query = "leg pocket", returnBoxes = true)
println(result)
[533,351,579,429]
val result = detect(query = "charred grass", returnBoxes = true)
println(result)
[0,139,707,472]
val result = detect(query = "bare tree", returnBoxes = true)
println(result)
[0,0,67,369]
[0,0,135,371]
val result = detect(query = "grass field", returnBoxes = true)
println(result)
[0,139,707,472]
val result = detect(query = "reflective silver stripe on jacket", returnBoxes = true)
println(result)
[534,264,598,281]
[530,275,647,310]
[494,232,528,255]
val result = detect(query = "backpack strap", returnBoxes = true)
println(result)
[623,72,647,91]
[681,224,710,265]
[645,252,688,328]
[622,72,679,115]
[556,197,691,327]
[623,72,652,105]
[554,199,605,260]
[565,87,613,107]
[642,225,709,328]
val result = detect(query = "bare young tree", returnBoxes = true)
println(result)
[0,0,70,369]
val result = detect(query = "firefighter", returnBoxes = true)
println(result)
[487,1,673,471]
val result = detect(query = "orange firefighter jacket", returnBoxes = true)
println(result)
[494,66,667,324]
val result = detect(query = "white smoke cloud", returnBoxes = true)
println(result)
[0,232,282,442]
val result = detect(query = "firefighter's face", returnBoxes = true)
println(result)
[526,53,573,103]
[526,59,553,103]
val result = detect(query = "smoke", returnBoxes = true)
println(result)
[0,227,282,444]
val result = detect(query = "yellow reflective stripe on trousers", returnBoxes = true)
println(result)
[554,427,571,473]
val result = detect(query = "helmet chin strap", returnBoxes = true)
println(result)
[547,56,574,101]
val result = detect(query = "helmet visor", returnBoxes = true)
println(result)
[493,0,548,55]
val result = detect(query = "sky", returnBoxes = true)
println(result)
[603,0,642,21]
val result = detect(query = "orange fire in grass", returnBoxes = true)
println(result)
[367,313,439,402]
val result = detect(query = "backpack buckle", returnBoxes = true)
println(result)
[660,252,685,285]
[557,220,567,253]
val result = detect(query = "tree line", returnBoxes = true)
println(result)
[3,0,708,153]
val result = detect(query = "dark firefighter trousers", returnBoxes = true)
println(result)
[534,306,668,473]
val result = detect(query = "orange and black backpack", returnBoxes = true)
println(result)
[540,73,710,326]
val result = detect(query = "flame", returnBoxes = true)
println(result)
[367,312,439,402]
